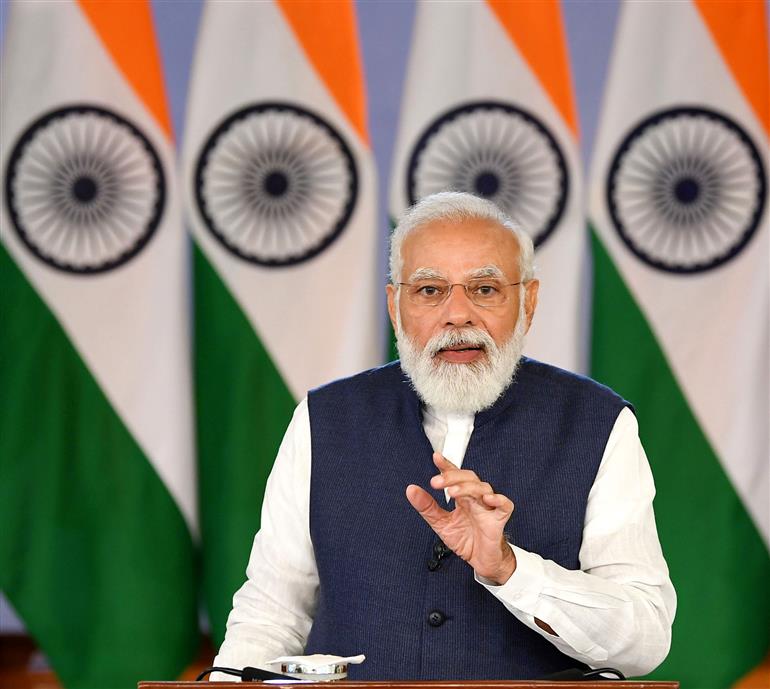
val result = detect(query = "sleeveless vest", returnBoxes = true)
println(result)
[305,358,628,679]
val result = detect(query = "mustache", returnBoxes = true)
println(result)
[425,328,497,358]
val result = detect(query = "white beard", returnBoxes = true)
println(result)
[395,300,528,415]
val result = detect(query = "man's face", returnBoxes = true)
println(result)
[386,217,539,362]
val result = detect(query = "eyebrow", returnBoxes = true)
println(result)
[407,265,507,282]
[467,265,505,280]
[408,267,447,282]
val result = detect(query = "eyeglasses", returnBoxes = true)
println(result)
[398,278,522,307]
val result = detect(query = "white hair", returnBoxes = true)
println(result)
[389,191,536,284]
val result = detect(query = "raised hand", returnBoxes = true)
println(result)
[406,452,517,584]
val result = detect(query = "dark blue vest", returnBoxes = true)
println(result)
[305,358,628,680]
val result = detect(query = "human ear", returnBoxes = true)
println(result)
[386,283,398,331]
[523,279,539,332]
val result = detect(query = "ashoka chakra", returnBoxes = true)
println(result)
[606,106,766,273]
[194,102,358,267]
[4,105,165,274]
[406,100,569,248]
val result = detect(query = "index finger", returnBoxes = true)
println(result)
[433,452,459,473]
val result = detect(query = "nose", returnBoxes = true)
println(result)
[441,284,477,327]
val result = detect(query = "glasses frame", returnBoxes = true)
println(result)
[396,279,524,308]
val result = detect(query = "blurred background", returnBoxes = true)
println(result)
[1,1,768,688]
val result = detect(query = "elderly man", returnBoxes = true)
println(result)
[213,192,676,680]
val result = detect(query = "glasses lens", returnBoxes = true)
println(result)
[407,280,449,306]
[466,279,508,306]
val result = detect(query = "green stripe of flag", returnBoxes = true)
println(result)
[193,242,296,643]
[0,245,198,689]
[590,228,770,688]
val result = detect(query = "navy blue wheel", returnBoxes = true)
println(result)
[194,102,358,267]
[4,104,165,274]
[606,106,766,273]
[406,100,569,248]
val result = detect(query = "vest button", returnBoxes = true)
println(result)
[428,610,446,627]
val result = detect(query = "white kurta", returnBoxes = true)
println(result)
[214,402,675,679]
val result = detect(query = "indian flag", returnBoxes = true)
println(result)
[182,0,380,642]
[0,1,197,688]
[589,2,769,687]
[389,0,586,371]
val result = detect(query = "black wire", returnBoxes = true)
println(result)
[195,665,295,682]
[242,666,296,681]
[195,666,243,681]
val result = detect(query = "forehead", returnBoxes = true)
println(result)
[401,217,521,278]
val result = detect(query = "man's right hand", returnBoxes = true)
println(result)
[406,452,517,585]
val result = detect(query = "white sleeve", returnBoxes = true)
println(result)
[212,399,317,680]
[476,407,677,677]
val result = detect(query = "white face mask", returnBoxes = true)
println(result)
[395,292,528,415]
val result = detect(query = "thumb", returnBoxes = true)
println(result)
[406,484,448,528]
